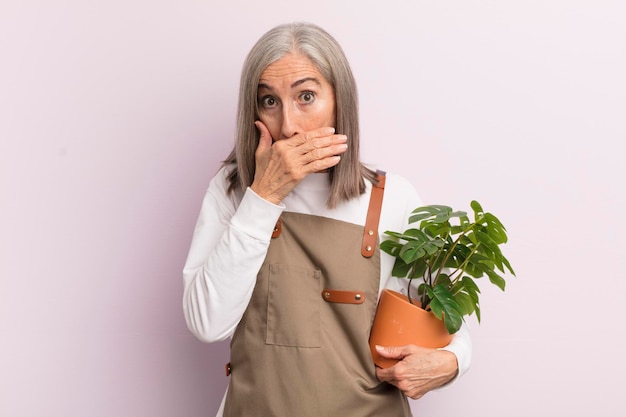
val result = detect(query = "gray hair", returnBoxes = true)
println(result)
[224,22,376,208]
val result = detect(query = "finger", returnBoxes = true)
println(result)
[292,133,347,164]
[290,126,336,145]
[375,345,413,360]
[301,141,348,167]
[304,154,342,173]
[409,391,426,400]
[375,364,394,382]
[273,131,346,173]
[300,133,347,151]
[254,120,273,154]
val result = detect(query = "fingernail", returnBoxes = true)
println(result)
[375,345,384,352]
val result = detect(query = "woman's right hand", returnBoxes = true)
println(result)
[250,120,348,205]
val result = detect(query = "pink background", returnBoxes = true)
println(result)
[1,1,624,416]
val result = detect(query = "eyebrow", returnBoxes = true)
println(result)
[258,77,322,91]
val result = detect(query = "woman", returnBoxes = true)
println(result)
[183,22,471,416]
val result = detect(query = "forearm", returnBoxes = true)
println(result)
[183,227,269,342]
[183,185,283,342]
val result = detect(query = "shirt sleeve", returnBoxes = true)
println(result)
[182,168,284,342]
[436,320,472,389]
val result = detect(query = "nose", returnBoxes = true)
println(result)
[279,105,300,139]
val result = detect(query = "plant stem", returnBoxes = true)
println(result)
[449,243,480,288]
[433,215,484,286]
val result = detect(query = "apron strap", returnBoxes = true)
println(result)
[361,170,386,258]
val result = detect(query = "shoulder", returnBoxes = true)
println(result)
[376,171,423,231]
[383,172,416,189]
[204,164,244,208]
[209,164,235,189]
[380,172,423,207]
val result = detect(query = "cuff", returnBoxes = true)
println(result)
[230,187,285,242]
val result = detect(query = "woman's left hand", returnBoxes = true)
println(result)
[375,345,458,400]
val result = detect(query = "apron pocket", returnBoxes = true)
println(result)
[266,263,321,348]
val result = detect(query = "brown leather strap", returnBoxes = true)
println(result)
[271,218,282,238]
[321,289,366,304]
[361,170,386,258]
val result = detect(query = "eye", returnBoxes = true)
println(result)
[259,95,278,108]
[300,91,315,103]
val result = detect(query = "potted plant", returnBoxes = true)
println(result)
[369,200,516,368]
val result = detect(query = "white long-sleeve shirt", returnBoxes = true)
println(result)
[183,166,472,415]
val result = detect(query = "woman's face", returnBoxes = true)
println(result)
[257,53,336,141]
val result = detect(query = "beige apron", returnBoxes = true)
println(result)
[223,177,411,416]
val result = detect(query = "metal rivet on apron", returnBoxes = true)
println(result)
[368,230,374,236]
[355,294,362,301]
[324,291,331,299]
[365,245,372,252]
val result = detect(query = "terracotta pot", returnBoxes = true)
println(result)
[369,289,454,368]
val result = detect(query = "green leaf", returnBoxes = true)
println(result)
[502,256,516,276]
[460,276,481,296]
[483,213,508,244]
[391,258,411,278]
[486,270,506,291]
[399,241,427,263]
[380,240,403,257]
[426,284,464,334]
[410,258,429,278]
[449,276,479,312]
[471,200,484,218]
[409,205,452,224]
[384,229,430,242]
[454,292,475,316]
